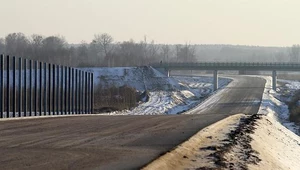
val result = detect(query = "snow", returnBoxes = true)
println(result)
[89,66,232,115]
[249,114,300,170]
[143,114,245,170]
[257,76,300,135]
[145,75,300,170]
[83,66,181,91]
[279,79,300,90]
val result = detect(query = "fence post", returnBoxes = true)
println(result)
[29,60,32,116]
[87,72,90,114]
[75,69,78,114]
[13,57,16,117]
[0,55,3,118]
[18,58,22,117]
[78,70,81,114]
[91,72,94,114]
[89,72,92,114]
[61,65,64,115]
[48,63,51,115]
[85,72,87,114]
[64,66,67,115]
[82,71,84,114]
[34,61,38,116]
[39,62,42,115]
[23,59,27,117]
[56,65,59,115]
[43,63,47,116]
[6,55,10,118]
[68,67,71,114]
[52,64,55,115]
[72,68,74,114]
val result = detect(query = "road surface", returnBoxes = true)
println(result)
[0,76,266,170]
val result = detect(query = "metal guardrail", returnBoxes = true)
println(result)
[0,54,94,118]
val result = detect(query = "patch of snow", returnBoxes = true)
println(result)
[249,115,300,170]
[84,66,182,91]
[94,68,232,115]
[256,76,300,135]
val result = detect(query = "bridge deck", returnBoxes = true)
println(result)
[152,62,300,71]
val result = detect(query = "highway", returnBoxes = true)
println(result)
[0,76,266,170]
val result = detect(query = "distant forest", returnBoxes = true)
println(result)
[0,32,299,67]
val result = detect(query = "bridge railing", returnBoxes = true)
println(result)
[0,54,94,119]
[152,62,300,69]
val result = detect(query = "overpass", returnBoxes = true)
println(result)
[152,62,300,91]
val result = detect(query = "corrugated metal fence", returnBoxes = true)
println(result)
[0,54,94,118]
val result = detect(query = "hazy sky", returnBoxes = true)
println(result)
[0,0,300,46]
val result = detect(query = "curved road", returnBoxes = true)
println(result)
[0,76,266,170]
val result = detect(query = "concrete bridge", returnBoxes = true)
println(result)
[152,62,300,91]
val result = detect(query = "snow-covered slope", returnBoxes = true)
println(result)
[258,76,300,134]
[249,115,300,170]
[85,66,181,91]
[250,76,300,169]
[87,66,232,115]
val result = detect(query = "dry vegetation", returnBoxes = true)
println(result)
[93,85,140,113]
[288,89,300,123]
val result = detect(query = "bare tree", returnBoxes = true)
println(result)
[0,38,5,53]
[176,43,196,62]
[41,35,69,64]
[5,32,30,56]
[161,44,171,62]
[92,33,114,66]
[30,34,44,60]
[289,44,300,62]
[147,40,159,64]
[175,44,181,62]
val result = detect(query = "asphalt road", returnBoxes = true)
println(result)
[0,76,266,170]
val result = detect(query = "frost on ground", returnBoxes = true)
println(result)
[87,66,232,115]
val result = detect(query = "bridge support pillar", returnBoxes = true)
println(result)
[272,70,277,91]
[167,70,170,77]
[213,70,218,91]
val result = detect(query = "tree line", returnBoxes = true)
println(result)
[0,32,299,67]
[0,33,196,67]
